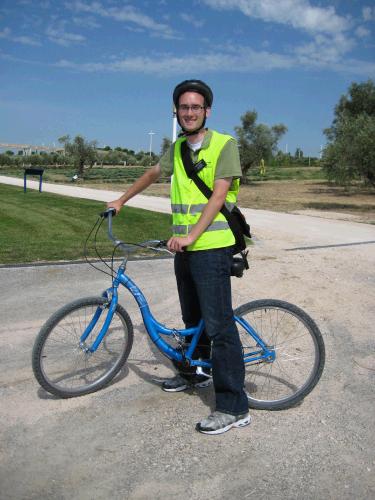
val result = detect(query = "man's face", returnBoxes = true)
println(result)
[177,91,211,132]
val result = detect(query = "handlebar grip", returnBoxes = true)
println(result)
[100,208,117,218]
[158,239,169,247]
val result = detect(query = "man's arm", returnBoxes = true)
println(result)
[107,164,161,214]
[168,177,232,252]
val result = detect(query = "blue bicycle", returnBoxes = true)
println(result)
[32,209,325,410]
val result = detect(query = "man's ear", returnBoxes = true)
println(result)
[205,107,211,118]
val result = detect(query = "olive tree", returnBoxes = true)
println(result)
[160,137,172,156]
[58,135,98,176]
[323,80,375,185]
[235,110,287,174]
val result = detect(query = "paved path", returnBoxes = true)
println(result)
[0,174,171,213]
[1,174,374,499]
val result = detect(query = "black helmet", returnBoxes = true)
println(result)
[173,79,213,108]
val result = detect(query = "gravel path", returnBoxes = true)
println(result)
[1,175,374,499]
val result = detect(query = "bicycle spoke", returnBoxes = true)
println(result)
[236,299,324,409]
[34,298,133,396]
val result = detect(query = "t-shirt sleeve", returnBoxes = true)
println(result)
[159,144,174,177]
[214,138,242,180]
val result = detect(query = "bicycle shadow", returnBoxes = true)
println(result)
[127,359,215,412]
[128,326,306,413]
[127,326,215,412]
[36,364,131,400]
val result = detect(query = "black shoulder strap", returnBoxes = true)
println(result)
[180,140,232,219]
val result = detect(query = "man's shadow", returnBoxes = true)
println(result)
[127,322,215,412]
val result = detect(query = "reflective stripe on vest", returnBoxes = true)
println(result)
[171,130,240,251]
[173,220,230,235]
[171,201,235,215]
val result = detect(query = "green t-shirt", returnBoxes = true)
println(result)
[159,129,242,180]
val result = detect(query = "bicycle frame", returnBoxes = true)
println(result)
[80,263,275,369]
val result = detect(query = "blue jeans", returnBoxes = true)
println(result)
[174,247,249,416]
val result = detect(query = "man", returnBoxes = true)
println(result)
[107,80,250,435]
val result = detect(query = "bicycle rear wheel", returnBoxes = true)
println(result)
[32,296,133,398]
[235,299,325,410]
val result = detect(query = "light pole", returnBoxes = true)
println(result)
[172,106,177,142]
[148,131,155,165]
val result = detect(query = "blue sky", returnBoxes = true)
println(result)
[1,0,374,157]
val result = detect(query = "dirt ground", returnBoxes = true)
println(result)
[1,175,374,499]
[1,208,374,499]
[82,180,375,224]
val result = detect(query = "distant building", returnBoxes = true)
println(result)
[0,143,64,155]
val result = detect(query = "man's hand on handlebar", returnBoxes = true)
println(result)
[106,199,123,215]
[167,235,195,253]
[100,207,116,218]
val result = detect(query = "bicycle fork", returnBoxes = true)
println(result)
[235,315,276,364]
[79,290,118,353]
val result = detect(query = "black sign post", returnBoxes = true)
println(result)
[24,168,44,193]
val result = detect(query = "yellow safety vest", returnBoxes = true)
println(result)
[171,130,240,251]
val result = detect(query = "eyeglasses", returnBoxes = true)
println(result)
[177,104,205,113]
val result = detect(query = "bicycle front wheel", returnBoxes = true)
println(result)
[32,297,133,398]
[235,299,325,410]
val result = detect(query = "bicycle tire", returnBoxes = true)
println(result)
[234,299,325,410]
[32,296,133,398]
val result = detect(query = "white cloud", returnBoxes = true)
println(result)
[0,28,11,38]
[201,0,360,75]
[12,35,41,46]
[55,49,293,75]
[202,0,350,35]
[53,40,374,79]
[355,26,371,39]
[65,0,177,39]
[334,57,375,77]
[294,32,355,66]
[46,24,86,46]
[362,6,375,22]
[72,16,100,29]
[180,13,205,28]
[0,27,41,46]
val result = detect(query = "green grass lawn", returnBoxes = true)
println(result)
[0,184,172,264]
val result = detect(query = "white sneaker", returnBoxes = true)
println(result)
[196,411,251,435]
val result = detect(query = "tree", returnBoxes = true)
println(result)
[0,153,14,165]
[58,135,98,176]
[235,111,287,174]
[323,80,375,185]
[295,147,304,159]
[274,150,291,166]
[104,149,124,166]
[160,137,172,156]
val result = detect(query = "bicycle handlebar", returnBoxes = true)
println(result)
[100,208,123,248]
[100,208,171,254]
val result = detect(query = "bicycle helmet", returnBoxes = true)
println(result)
[173,79,213,108]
